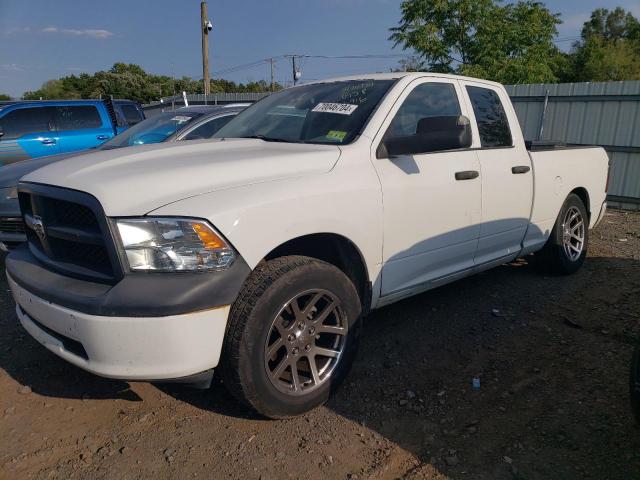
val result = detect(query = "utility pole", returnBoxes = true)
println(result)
[270,58,275,92]
[290,55,301,85]
[201,1,211,97]
[292,56,297,85]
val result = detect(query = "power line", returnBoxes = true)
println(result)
[554,36,580,43]
[298,54,407,60]
[211,53,410,77]
[200,40,581,80]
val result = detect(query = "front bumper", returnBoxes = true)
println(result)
[8,272,231,380]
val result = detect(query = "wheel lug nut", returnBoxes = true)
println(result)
[304,345,311,352]
[308,327,315,335]
[291,347,299,355]
[287,334,295,342]
[298,322,305,329]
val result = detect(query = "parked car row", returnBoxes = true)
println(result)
[0,99,144,165]
[4,72,610,418]
[0,103,247,248]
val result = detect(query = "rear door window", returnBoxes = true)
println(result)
[55,106,103,131]
[120,104,144,126]
[466,86,512,148]
[0,107,54,139]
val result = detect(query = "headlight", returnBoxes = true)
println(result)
[116,217,236,272]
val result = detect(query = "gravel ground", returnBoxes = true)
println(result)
[1,209,639,480]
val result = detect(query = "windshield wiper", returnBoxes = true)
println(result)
[240,135,301,143]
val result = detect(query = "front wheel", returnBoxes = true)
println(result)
[537,193,589,275]
[220,256,362,418]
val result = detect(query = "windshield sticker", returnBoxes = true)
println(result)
[339,82,375,104]
[326,130,347,141]
[312,103,358,115]
[170,115,192,124]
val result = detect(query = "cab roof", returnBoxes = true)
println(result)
[306,71,504,89]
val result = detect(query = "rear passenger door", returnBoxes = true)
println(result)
[54,105,114,153]
[462,82,533,265]
[0,107,59,164]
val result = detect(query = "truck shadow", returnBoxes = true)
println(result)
[1,255,639,477]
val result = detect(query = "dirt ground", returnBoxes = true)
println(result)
[1,209,639,480]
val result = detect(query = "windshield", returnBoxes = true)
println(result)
[213,80,395,145]
[100,111,202,149]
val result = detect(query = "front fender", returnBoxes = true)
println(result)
[148,169,383,288]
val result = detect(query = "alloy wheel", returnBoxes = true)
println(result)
[562,206,585,261]
[264,289,348,396]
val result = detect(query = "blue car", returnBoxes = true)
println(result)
[0,99,144,165]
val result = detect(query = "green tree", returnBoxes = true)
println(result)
[394,55,425,72]
[0,94,12,101]
[567,7,640,81]
[581,7,640,44]
[389,0,563,84]
[23,63,279,103]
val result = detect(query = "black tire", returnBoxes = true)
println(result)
[631,344,640,425]
[220,255,362,419]
[537,193,589,275]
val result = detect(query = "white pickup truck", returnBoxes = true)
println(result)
[7,73,608,418]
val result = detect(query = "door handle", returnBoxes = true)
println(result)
[96,135,110,140]
[455,170,479,181]
[40,138,56,145]
[512,165,531,174]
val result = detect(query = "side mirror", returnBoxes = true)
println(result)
[378,115,472,158]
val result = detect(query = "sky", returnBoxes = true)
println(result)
[1,0,639,98]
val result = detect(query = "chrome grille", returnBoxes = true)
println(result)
[18,184,121,283]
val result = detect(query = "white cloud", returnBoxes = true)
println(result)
[41,26,114,39]
[0,64,24,72]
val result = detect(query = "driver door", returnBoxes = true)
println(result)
[371,78,482,298]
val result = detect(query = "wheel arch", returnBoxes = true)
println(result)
[570,187,591,219]
[263,233,372,315]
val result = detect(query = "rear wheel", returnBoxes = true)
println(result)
[220,256,361,418]
[537,193,589,275]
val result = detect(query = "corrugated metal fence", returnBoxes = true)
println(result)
[505,81,640,210]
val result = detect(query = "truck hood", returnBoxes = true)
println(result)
[22,139,341,216]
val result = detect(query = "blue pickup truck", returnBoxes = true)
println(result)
[0,99,144,165]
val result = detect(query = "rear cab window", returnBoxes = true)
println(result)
[55,105,103,131]
[465,86,512,148]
